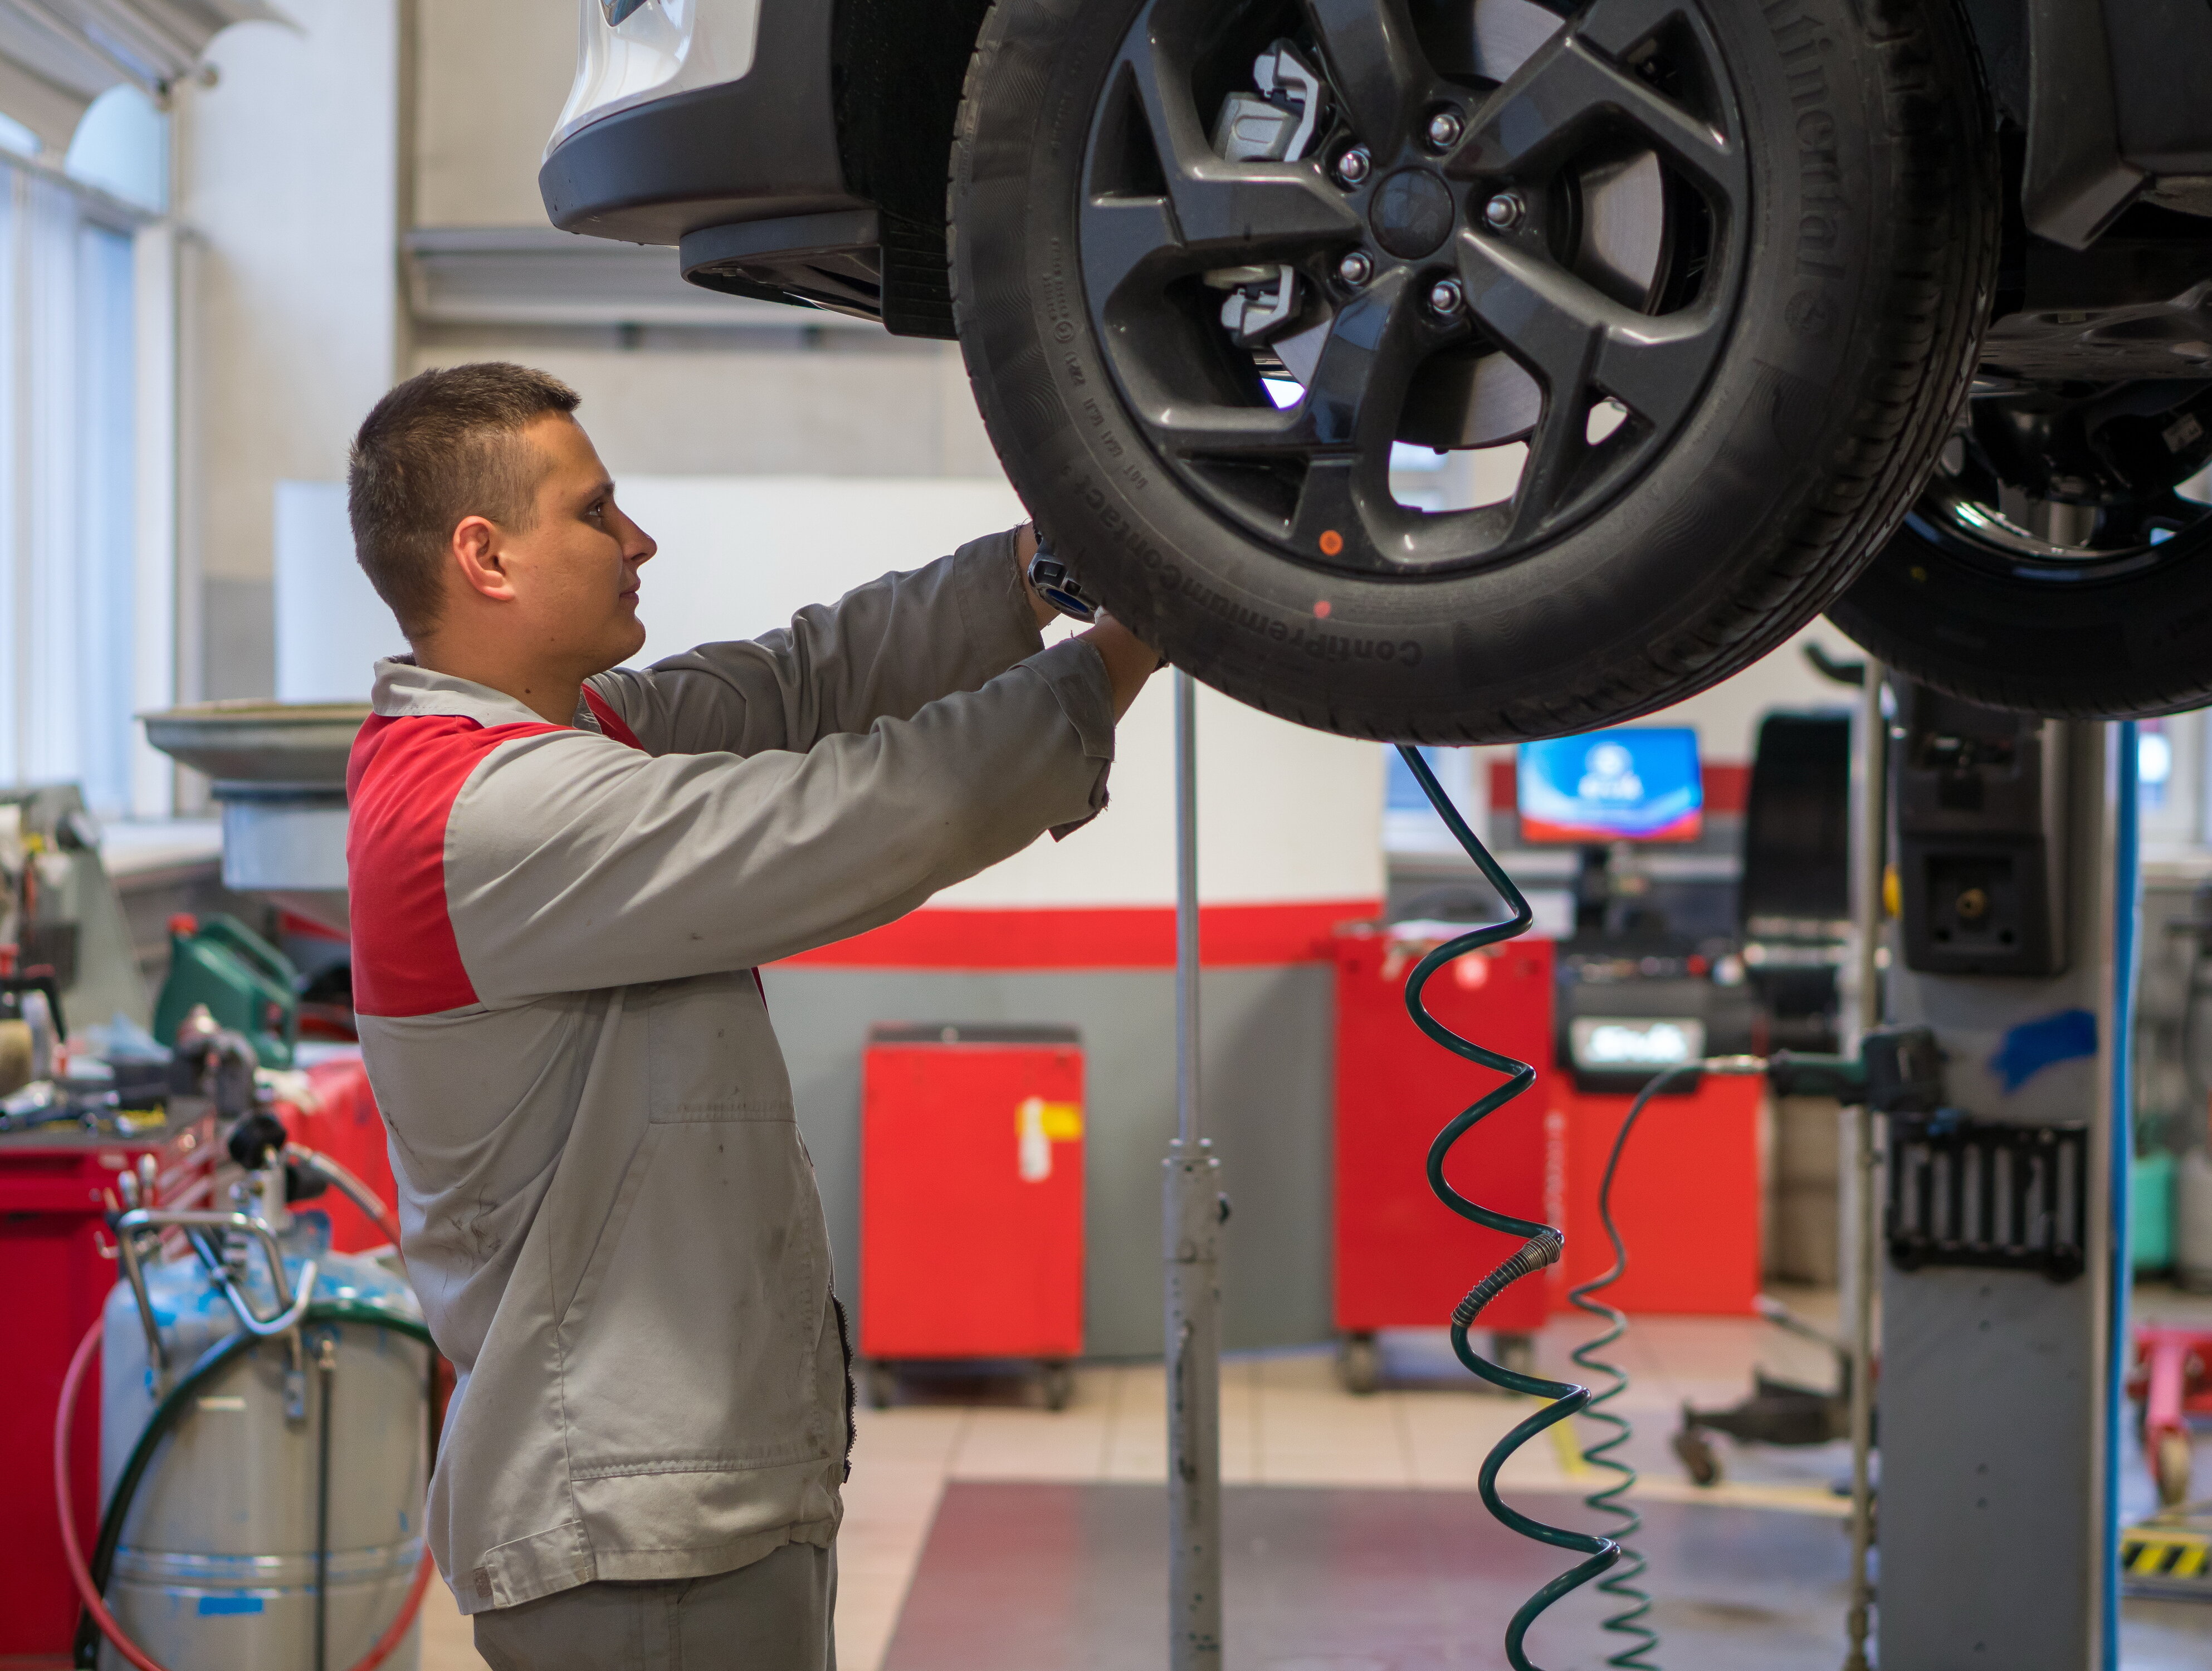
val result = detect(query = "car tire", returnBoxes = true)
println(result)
[1829,494,2212,720]
[951,0,1997,741]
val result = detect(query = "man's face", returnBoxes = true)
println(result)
[499,414,657,672]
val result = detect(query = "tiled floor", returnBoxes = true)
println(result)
[423,1293,1864,1670]
[418,1284,2212,1670]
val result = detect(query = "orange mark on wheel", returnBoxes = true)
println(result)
[1318,529,1344,556]
[1313,600,1333,618]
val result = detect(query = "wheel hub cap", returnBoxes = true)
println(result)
[1370,169,1454,260]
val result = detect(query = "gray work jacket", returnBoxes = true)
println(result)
[345,531,1114,1613]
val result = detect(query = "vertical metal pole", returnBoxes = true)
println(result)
[1842,660,1886,1671]
[1165,670,1223,1670]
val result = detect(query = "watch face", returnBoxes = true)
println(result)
[1028,553,1097,620]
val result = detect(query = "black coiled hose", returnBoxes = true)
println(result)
[1565,1061,1703,1670]
[1396,746,1619,1671]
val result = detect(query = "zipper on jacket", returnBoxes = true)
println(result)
[831,1292,857,1479]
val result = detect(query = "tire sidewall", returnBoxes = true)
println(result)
[958,0,1966,737]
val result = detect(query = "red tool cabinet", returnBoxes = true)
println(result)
[860,1024,1085,1406]
[2,1111,216,1660]
[1332,928,1559,1385]
[277,1052,400,1254]
[1559,1074,1764,1315]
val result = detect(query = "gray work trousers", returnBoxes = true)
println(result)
[472,1540,837,1671]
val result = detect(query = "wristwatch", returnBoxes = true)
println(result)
[1026,536,1098,622]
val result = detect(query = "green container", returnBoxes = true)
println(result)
[153,913,299,1069]
[2132,1149,2176,1272]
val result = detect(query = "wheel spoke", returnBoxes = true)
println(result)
[1118,32,1363,261]
[1573,0,1692,61]
[1508,361,1599,541]
[1297,272,1426,453]
[1079,197,1186,316]
[1448,30,1739,202]
[1454,230,1717,436]
[1141,271,1426,463]
[1299,0,1441,149]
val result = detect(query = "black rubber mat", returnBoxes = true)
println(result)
[881,1481,1855,1670]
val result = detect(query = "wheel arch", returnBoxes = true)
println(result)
[833,0,997,336]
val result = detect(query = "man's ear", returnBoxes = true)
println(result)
[450,515,517,604]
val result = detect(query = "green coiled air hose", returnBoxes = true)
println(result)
[1565,1059,1706,1671]
[1396,745,1619,1671]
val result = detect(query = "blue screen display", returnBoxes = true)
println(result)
[1516,728,1702,843]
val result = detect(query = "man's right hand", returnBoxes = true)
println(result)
[1079,615,1161,719]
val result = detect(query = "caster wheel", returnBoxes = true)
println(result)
[866,1361,897,1411]
[1042,1361,1074,1411]
[2155,1428,2194,1507]
[1673,1426,1722,1488]
[1337,1333,1380,1395]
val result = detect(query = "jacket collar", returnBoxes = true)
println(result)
[370,656,599,733]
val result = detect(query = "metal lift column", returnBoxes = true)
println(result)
[1164,670,1223,1669]
[1876,697,2137,1670]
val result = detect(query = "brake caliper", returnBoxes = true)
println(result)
[1207,42,1328,353]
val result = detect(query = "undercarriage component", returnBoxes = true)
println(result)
[1830,378,2212,717]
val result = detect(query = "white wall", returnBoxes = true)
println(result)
[413,1,575,229]
[172,0,402,702]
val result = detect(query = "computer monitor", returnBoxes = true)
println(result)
[1517,727,1703,844]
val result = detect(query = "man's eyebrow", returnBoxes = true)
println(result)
[582,477,616,502]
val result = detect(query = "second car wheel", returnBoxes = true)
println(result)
[951,0,1998,742]
[1829,380,2212,718]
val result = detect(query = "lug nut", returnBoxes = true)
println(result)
[1483,191,1525,231]
[1337,250,1374,287]
[1334,146,1372,187]
[1425,109,1464,150]
[1427,278,1465,316]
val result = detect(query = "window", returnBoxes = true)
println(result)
[1383,744,1484,855]
[0,94,164,819]
[2140,711,2207,853]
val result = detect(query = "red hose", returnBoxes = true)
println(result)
[55,1316,437,1671]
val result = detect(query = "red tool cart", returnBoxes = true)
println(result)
[861,1024,1085,1409]
[1332,926,1559,1391]
[1558,1072,1765,1315]
[3,1111,216,1660]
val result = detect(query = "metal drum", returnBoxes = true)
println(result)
[99,1214,428,1671]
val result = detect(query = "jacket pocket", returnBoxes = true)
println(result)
[644,970,793,1120]
[556,1118,832,1475]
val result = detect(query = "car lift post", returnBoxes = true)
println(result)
[1874,703,2137,1670]
[1840,657,1886,1671]
[1165,670,1224,1670]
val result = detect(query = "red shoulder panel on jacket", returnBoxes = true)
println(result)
[346,713,561,1018]
[582,688,646,751]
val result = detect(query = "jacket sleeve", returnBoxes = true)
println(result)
[443,638,1112,1001]
[584,527,1042,758]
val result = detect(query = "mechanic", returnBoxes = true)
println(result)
[340,361,1158,1669]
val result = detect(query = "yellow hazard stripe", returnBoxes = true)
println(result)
[2123,1534,2211,1577]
